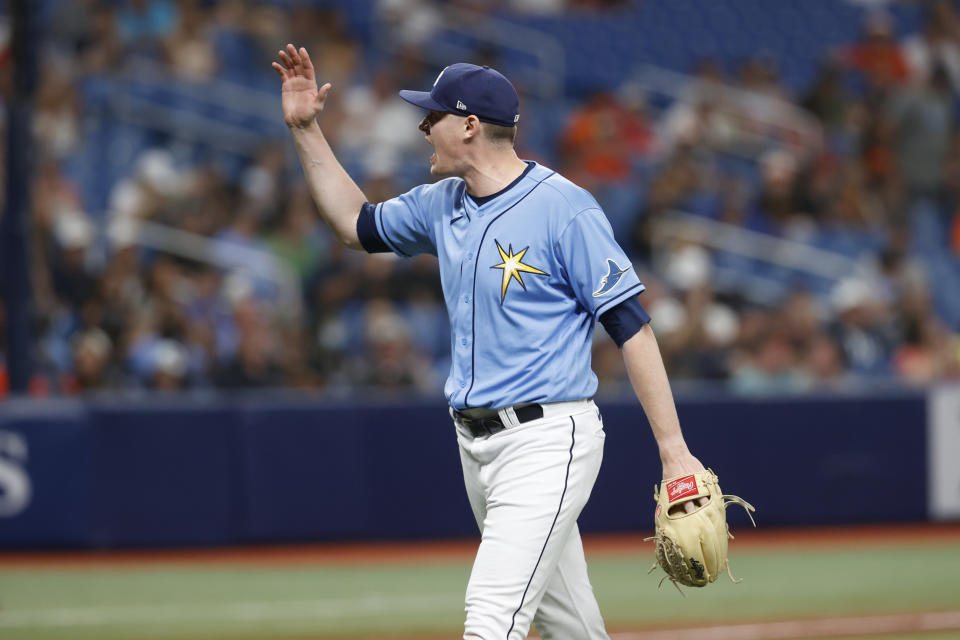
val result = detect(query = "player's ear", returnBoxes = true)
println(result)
[463,115,481,141]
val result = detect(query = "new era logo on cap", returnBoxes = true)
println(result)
[399,63,520,128]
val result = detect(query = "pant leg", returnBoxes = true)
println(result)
[459,430,487,531]
[459,409,605,640]
[532,523,609,640]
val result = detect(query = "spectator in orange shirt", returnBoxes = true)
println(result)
[559,91,652,187]
[842,11,910,90]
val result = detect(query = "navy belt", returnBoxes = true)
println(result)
[455,404,545,438]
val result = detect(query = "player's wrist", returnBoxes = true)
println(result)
[658,438,694,469]
[287,117,322,132]
[657,434,687,455]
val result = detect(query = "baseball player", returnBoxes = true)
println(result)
[273,44,706,640]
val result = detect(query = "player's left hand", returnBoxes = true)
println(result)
[661,450,706,513]
[647,469,756,589]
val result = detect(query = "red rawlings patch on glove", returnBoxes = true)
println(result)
[666,475,699,503]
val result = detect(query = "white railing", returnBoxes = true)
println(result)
[109,220,302,320]
[652,211,861,303]
[375,6,566,98]
[629,64,824,161]
[654,211,857,279]
[96,60,285,156]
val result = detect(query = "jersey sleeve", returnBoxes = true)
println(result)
[365,184,438,257]
[599,296,651,347]
[556,208,645,317]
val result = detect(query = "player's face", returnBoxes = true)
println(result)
[419,110,449,133]
[420,110,463,177]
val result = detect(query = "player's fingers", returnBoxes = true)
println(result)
[682,497,708,514]
[271,61,288,79]
[278,49,293,69]
[315,82,331,108]
[299,47,314,74]
[287,43,303,70]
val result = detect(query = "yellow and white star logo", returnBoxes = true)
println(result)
[490,239,549,303]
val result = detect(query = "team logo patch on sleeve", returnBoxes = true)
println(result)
[592,259,632,297]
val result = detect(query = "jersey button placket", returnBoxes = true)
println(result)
[455,231,480,405]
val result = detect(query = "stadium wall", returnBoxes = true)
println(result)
[0,388,948,549]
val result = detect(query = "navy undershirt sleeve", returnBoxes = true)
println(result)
[356,202,391,253]
[599,295,651,348]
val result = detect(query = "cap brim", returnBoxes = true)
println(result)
[399,89,447,112]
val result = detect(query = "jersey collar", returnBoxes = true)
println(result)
[466,161,536,207]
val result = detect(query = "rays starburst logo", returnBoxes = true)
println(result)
[490,240,549,303]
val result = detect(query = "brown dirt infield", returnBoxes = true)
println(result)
[1,522,958,570]
[156,610,960,640]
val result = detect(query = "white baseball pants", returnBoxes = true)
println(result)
[455,399,610,640]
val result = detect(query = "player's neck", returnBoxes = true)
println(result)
[462,152,529,199]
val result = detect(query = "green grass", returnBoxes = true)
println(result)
[0,564,470,639]
[597,544,960,626]
[1,543,958,639]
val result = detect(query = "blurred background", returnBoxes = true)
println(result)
[2,0,960,398]
[2,0,960,527]
[2,1,960,639]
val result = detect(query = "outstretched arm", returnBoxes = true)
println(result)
[621,324,704,483]
[272,44,365,250]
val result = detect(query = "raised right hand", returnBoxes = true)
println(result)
[272,43,331,129]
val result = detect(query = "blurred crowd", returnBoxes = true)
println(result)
[2,0,960,398]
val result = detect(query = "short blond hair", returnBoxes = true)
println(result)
[482,122,517,146]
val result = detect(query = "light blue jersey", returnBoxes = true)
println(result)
[363,162,644,410]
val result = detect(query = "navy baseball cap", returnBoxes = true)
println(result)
[399,63,520,128]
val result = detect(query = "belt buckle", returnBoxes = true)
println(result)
[483,417,506,436]
[456,403,549,439]
[455,413,482,438]
[458,413,504,438]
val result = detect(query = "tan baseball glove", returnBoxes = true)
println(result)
[647,469,756,590]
